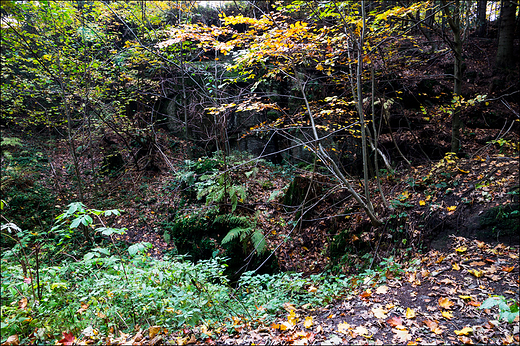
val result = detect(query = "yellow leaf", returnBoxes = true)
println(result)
[458,295,472,300]
[457,167,469,174]
[447,206,457,212]
[454,327,473,335]
[441,311,453,320]
[452,262,461,271]
[419,200,426,206]
[304,316,313,329]
[406,308,416,319]
[468,269,483,278]
[176,336,189,345]
[455,246,467,253]
[307,285,318,293]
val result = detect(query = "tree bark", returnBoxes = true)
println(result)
[441,0,463,153]
[496,0,517,69]
[476,0,488,37]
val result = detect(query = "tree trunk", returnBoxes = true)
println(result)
[441,0,463,153]
[476,0,488,37]
[496,0,517,69]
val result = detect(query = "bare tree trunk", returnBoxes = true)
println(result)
[476,0,488,37]
[496,0,517,69]
[441,0,463,153]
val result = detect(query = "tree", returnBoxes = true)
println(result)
[476,0,488,37]
[496,0,518,69]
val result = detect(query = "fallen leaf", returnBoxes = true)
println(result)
[337,322,350,334]
[468,301,481,307]
[459,336,474,344]
[58,332,75,346]
[176,336,189,345]
[372,307,388,319]
[436,255,446,263]
[502,266,515,272]
[469,261,486,266]
[307,285,318,293]
[475,240,486,248]
[304,316,313,329]
[441,311,453,320]
[1,335,19,346]
[354,326,370,337]
[423,319,443,335]
[149,326,162,338]
[406,308,416,319]
[76,301,89,314]
[18,298,27,310]
[280,321,293,331]
[387,316,403,328]
[438,297,455,309]
[454,327,473,336]
[440,278,455,285]
[375,285,389,294]
[452,262,461,271]
[447,206,457,212]
[419,200,426,206]
[394,329,412,343]
[468,269,483,278]
[360,290,372,299]
[288,309,298,326]
[455,246,467,253]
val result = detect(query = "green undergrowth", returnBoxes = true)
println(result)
[0,203,419,345]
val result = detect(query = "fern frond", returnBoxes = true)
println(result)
[250,229,267,255]
[222,227,251,245]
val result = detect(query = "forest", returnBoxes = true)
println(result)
[0,0,519,344]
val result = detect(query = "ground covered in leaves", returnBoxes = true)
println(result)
[40,235,516,346]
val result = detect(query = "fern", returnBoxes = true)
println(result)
[214,214,250,228]
[0,137,22,147]
[221,226,252,245]
[250,229,267,254]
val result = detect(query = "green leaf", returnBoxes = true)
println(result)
[70,217,82,229]
[222,227,250,245]
[128,242,152,256]
[480,296,501,310]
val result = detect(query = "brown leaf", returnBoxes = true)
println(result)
[360,290,371,299]
[502,266,515,272]
[459,336,474,344]
[18,298,27,310]
[1,335,19,346]
[438,297,454,309]
[387,316,403,328]
[76,301,89,315]
[423,319,443,335]
[469,261,486,266]
[149,326,162,339]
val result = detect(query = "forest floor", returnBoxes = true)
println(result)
[3,33,519,345]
